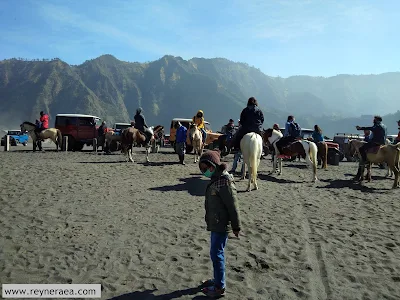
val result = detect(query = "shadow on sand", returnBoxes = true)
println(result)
[149,176,207,196]
[318,178,385,192]
[258,173,298,184]
[109,285,211,300]
[282,164,308,169]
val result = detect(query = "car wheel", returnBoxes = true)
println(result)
[23,142,27,146]
[74,142,84,151]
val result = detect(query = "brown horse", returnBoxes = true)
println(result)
[349,139,400,188]
[120,127,146,163]
[263,129,318,182]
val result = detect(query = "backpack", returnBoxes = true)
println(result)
[290,122,301,137]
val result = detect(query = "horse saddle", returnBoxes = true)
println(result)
[366,145,382,154]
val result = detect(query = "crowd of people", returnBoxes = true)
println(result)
[30,101,399,298]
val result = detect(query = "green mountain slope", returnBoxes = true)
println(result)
[0,55,399,136]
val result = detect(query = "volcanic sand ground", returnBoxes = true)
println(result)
[1,144,399,300]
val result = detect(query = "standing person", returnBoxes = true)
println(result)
[229,151,244,175]
[97,121,106,151]
[198,150,241,298]
[175,121,187,165]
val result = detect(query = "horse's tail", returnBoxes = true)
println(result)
[249,133,260,180]
[57,129,63,149]
[309,141,318,174]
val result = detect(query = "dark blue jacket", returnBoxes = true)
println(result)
[176,126,187,143]
[360,122,387,145]
[98,125,105,136]
[134,113,148,131]
[239,105,264,133]
[288,122,301,138]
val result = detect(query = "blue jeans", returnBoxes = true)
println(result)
[231,151,244,173]
[201,128,207,144]
[210,232,228,289]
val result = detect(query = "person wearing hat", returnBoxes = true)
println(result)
[198,150,241,298]
[174,121,187,165]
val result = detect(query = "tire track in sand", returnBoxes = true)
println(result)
[296,197,332,300]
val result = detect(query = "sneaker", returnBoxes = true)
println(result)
[202,286,225,298]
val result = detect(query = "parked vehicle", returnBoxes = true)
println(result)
[300,128,342,163]
[55,114,101,151]
[387,134,399,144]
[114,123,132,131]
[333,133,364,161]
[1,130,29,146]
[169,118,222,153]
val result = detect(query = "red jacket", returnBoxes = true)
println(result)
[40,114,49,129]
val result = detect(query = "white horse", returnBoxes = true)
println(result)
[264,129,318,182]
[189,124,204,163]
[240,132,263,192]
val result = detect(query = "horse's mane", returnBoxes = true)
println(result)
[23,121,36,126]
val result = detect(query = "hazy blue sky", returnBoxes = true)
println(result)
[1,0,398,77]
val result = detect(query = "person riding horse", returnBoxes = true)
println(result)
[274,115,302,153]
[312,125,324,142]
[34,111,49,139]
[224,119,236,139]
[227,97,264,151]
[355,115,387,166]
[192,110,207,144]
[134,107,153,146]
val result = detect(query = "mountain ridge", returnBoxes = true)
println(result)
[0,55,399,136]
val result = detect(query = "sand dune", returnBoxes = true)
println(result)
[1,144,399,300]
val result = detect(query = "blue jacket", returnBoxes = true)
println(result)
[287,122,301,138]
[312,131,324,142]
[360,122,387,145]
[239,105,264,133]
[176,126,187,143]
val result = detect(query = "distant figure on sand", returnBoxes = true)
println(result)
[198,150,241,298]
[97,121,106,151]
[175,121,187,165]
